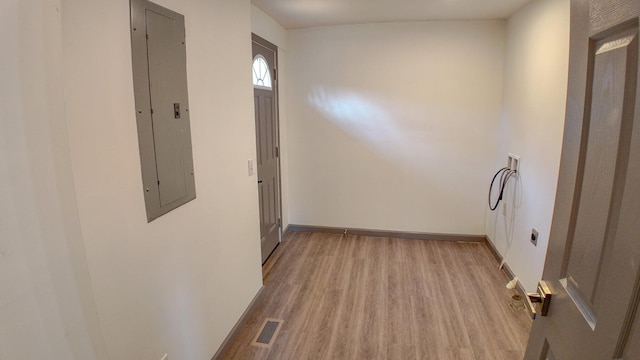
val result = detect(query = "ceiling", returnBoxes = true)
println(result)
[251,0,533,29]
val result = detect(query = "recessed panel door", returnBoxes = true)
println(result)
[525,1,640,358]
[252,34,281,263]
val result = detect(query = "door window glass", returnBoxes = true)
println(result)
[252,55,272,90]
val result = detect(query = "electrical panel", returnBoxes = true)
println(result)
[131,0,196,222]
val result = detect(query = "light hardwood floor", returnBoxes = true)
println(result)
[217,232,532,359]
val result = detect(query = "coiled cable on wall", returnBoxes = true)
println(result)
[488,167,516,211]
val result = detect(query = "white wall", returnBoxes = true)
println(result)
[286,21,506,234]
[0,0,107,358]
[251,5,292,229]
[486,0,570,292]
[0,0,571,357]
[251,5,287,49]
[61,0,263,359]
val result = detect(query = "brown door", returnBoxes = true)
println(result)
[525,0,640,359]
[252,34,281,264]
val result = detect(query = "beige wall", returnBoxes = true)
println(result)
[61,0,262,358]
[1,0,572,357]
[251,5,287,49]
[2,0,262,357]
[285,21,506,234]
[0,0,108,358]
[485,0,571,292]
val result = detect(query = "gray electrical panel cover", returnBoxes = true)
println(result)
[130,0,196,222]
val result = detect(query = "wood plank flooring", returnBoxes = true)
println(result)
[216,232,532,359]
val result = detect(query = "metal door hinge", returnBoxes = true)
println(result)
[277,218,281,227]
[527,280,553,319]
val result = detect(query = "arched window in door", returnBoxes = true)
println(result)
[252,55,272,90]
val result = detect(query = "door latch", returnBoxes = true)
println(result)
[174,103,181,119]
[526,280,552,319]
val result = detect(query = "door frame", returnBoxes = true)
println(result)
[252,33,283,258]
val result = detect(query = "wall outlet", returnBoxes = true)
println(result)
[531,228,539,246]
[507,153,520,172]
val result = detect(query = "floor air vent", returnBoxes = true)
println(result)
[251,318,283,348]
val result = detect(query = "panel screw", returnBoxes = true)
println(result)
[146,188,150,192]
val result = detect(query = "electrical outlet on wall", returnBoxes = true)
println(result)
[507,153,520,172]
[531,228,539,246]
